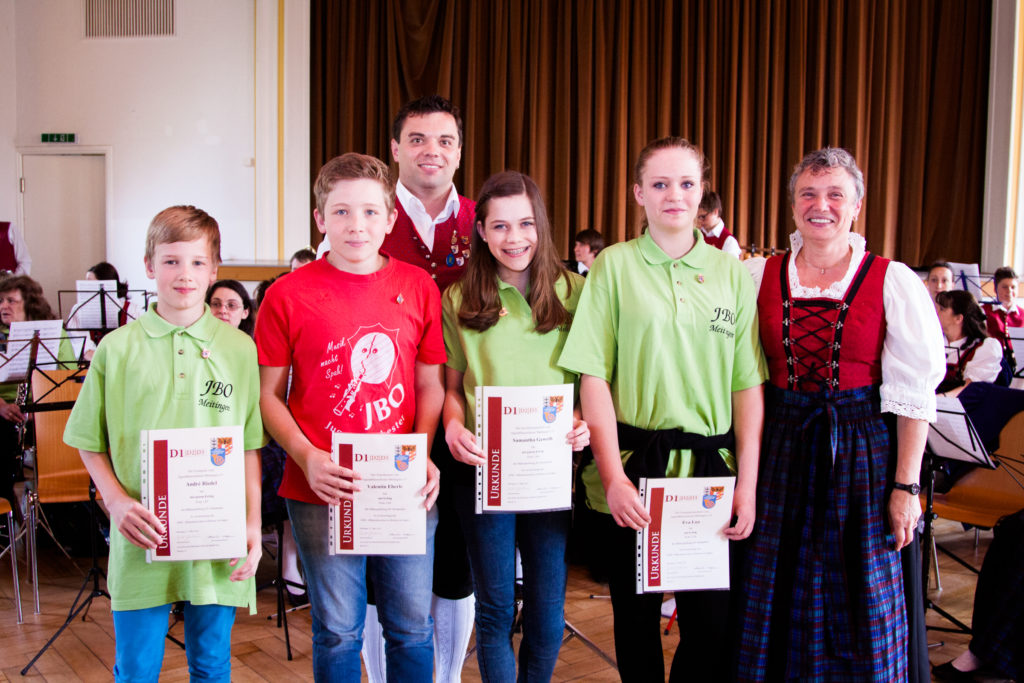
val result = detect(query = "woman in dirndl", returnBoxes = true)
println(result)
[734,148,945,682]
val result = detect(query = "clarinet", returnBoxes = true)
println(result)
[14,380,30,471]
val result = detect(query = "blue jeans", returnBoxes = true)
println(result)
[288,498,438,682]
[112,602,236,682]
[455,485,571,682]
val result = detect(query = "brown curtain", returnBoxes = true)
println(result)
[311,0,990,266]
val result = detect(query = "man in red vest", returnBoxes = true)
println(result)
[316,96,475,293]
[0,221,32,275]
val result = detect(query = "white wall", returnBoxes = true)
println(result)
[13,0,256,290]
[0,0,17,221]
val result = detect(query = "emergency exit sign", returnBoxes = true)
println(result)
[41,133,76,143]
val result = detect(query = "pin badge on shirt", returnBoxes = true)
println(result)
[499,307,509,317]
[396,294,404,304]
[696,274,705,284]
[445,253,456,267]
[201,349,211,359]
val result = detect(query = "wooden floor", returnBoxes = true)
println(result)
[0,517,1008,682]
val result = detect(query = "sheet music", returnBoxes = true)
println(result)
[927,395,994,466]
[943,345,961,365]
[0,320,65,382]
[947,262,984,300]
[1008,327,1024,375]
[65,280,122,330]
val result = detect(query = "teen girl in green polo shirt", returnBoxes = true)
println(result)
[441,170,589,681]
[558,137,766,681]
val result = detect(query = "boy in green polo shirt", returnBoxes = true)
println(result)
[64,205,263,683]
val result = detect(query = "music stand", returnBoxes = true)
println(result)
[19,364,109,675]
[60,284,145,358]
[1007,328,1024,381]
[947,262,989,302]
[921,396,996,636]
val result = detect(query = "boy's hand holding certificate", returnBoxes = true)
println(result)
[636,476,735,593]
[140,425,248,563]
[329,432,428,555]
[474,384,574,513]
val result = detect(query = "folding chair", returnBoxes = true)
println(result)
[23,366,92,613]
[0,497,22,623]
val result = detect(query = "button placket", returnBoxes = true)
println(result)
[173,331,189,399]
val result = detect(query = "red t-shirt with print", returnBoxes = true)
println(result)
[255,255,446,504]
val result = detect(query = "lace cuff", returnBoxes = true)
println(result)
[880,384,936,422]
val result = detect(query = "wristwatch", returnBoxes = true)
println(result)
[892,481,921,495]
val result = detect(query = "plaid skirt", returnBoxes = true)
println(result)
[735,384,907,683]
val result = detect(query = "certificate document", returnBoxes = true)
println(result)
[636,476,735,593]
[328,432,427,556]
[474,384,573,514]
[140,425,247,563]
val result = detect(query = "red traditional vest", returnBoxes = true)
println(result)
[0,223,18,273]
[381,195,476,292]
[942,338,983,387]
[758,251,890,392]
[983,302,1024,351]
[702,224,735,251]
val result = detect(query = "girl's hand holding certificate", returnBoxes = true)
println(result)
[446,420,486,466]
[606,476,651,531]
[568,417,590,451]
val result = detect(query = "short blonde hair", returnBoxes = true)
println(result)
[145,206,221,264]
[313,153,395,216]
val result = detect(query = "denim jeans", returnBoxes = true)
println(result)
[455,484,571,682]
[112,602,235,682]
[288,498,438,683]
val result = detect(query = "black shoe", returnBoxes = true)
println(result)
[287,590,309,607]
[932,660,977,682]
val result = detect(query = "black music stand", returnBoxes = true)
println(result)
[60,285,146,358]
[1007,328,1024,382]
[921,396,996,637]
[19,364,108,675]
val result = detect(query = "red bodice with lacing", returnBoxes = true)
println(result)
[758,251,890,392]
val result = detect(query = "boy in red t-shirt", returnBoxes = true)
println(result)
[256,153,445,681]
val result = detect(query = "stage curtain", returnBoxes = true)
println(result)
[310,0,990,266]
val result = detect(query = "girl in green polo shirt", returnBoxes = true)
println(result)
[558,137,766,681]
[441,170,589,681]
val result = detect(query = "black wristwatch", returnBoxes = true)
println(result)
[892,481,921,495]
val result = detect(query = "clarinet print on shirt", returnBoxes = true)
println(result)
[325,324,408,433]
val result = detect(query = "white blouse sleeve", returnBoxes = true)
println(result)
[881,261,945,422]
[743,256,767,293]
[963,338,1005,384]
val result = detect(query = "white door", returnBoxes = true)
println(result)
[20,154,106,318]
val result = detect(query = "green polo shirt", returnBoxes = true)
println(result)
[558,231,766,513]
[444,273,585,433]
[64,306,264,612]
